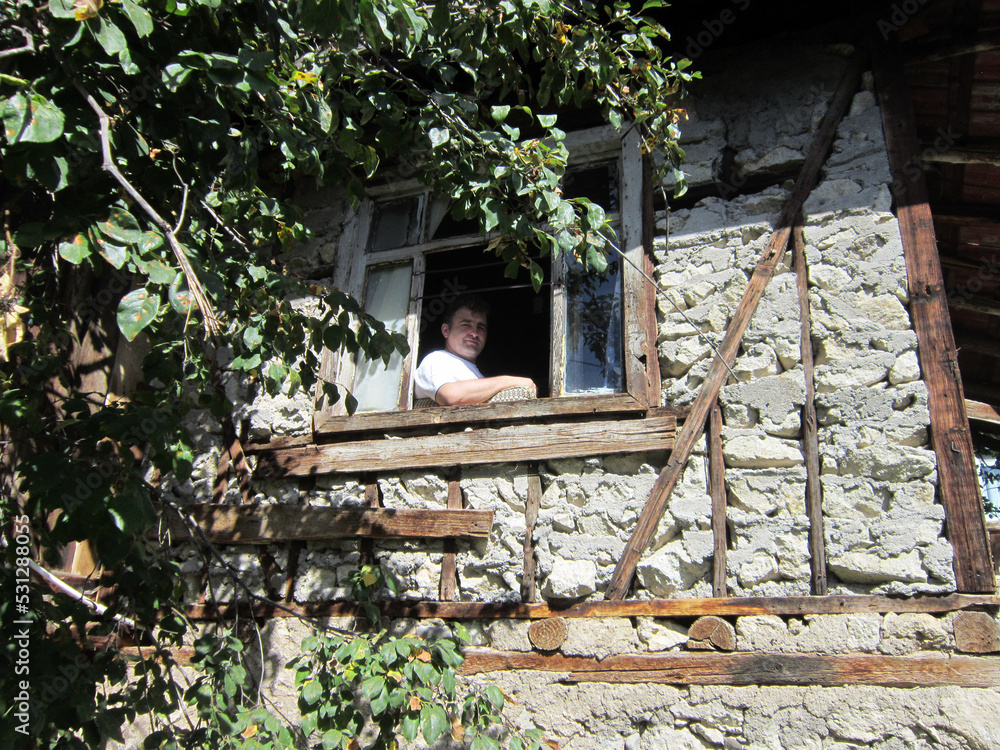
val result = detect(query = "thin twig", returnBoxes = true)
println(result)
[51,49,223,340]
[0,27,34,60]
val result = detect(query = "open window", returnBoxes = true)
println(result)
[318,126,657,420]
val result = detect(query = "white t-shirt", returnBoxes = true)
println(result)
[414,350,483,401]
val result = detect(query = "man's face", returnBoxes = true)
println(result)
[442,307,487,363]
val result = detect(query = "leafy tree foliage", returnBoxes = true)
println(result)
[0,0,694,747]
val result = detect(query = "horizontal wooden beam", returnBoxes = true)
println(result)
[254,415,675,477]
[306,394,677,441]
[160,504,494,543]
[923,148,1000,167]
[460,650,1000,688]
[905,32,1000,63]
[183,594,999,621]
[949,296,1000,318]
[967,399,1000,426]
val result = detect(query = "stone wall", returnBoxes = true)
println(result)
[147,42,1000,750]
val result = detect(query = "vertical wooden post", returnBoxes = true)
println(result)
[439,475,463,601]
[360,476,383,568]
[521,469,543,603]
[283,541,302,603]
[606,56,865,600]
[708,401,728,598]
[872,36,995,593]
[793,224,828,595]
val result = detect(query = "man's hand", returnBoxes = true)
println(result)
[435,375,537,406]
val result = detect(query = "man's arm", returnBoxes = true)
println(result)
[435,375,536,406]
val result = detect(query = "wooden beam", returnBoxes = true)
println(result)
[159,504,493,544]
[439,478,463,601]
[872,36,996,593]
[460,650,1000,688]
[905,32,1000,64]
[708,402,727,598]
[309,394,661,440]
[183,593,1000,622]
[922,148,1000,167]
[521,471,542,603]
[254,416,675,478]
[949,295,1000,318]
[956,336,1000,360]
[794,224,828,596]
[967,399,1000,426]
[605,55,867,601]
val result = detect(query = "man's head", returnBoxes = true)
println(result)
[441,294,490,363]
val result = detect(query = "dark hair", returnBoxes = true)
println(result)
[443,293,490,326]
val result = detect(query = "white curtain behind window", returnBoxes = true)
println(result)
[353,263,412,411]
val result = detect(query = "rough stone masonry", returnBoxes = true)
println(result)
[150,42,1000,750]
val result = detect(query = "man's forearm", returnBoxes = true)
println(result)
[435,376,536,406]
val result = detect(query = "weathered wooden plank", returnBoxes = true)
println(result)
[794,224,828,596]
[255,416,675,477]
[184,594,1000,622]
[872,37,996,593]
[308,394,672,439]
[967,399,1000,426]
[439,478,463,601]
[606,56,867,601]
[708,402,727,598]
[621,126,651,406]
[159,504,493,543]
[459,650,1000,688]
[521,472,542,603]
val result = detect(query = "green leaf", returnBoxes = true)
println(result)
[100,208,146,245]
[420,704,449,744]
[49,0,76,18]
[1,93,65,144]
[401,711,419,741]
[122,0,154,37]
[58,234,91,265]
[243,326,263,349]
[345,392,358,414]
[117,288,159,341]
[537,113,558,127]
[485,685,505,710]
[94,235,129,269]
[586,244,609,274]
[361,675,384,700]
[429,127,450,148]
[93,16,128,56]
[490,105,510,123]
[169,273,198,314]
[300,679,322,706]
[138,231,164,254]
[144,260,176,285]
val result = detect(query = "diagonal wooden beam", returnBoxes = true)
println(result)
[872,36,995,593]
[605,55,867,600]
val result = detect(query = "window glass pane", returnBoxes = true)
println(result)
[370,197,421,252]
[562,160,619,212]
[353,263,413,411]
[564,253,623,394]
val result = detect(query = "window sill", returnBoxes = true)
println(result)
[311,393,677,440]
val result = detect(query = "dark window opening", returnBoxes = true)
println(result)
[419,247,551,398]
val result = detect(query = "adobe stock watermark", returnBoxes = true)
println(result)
[683,0,753,60]
[10,514,33,736]
[947,253,1000,308]
[418,277,468,334]
[890,126,960,200]
[877,0,931,40]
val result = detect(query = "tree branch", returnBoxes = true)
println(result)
[0,27,34,60]
[51,50,223,340]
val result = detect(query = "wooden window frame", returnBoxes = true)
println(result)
[313,126,660,437]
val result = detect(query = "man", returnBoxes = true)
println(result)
[414,294,537,406]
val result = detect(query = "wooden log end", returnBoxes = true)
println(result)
[687,615,737,652]
[954,611,1000,654]
[528,617,569,651]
